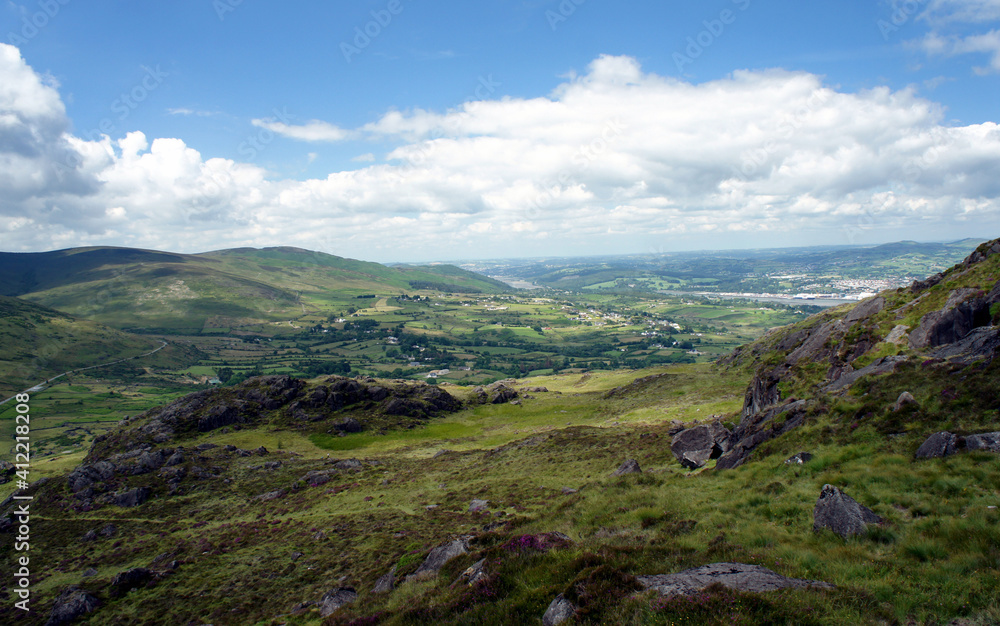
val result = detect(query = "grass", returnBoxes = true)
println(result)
[5,359,1000,625]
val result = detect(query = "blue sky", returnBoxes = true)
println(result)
[2,0,1000,261]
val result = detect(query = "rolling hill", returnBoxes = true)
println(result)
[0,246,509,332]
[4,240,1000,624]
[0,296,165,397]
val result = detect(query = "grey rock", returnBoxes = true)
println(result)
[929,326,1000,365]
[637,562,834,597]
[915,432,959,459]
[542,593,577,626]
[909,288,992,349]
[318,587,357,617]
[845,296,886,324]
[785,452,813,465]
[412,539,469,578]
[612,459,642,476]
[333,458,363,471]
[717,400,808,470]
[110,567,155,596]
[469,499,489,512]
[335,417,363,433]
[81,568,98,578]
[195,443,218,451]
[457,558,489,586]
[885,324,910,345]
[671,422,732,469]
[255,489,287,501]
[822,356,907,393]
[164,451,185,467]
[892,392,918,411]
[45,587,101,626]
[373,565,396,594]
[813,484,882,538]
[965,432,1000,453]
[114,487,151,508]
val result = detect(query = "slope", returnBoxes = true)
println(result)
[0,246,509,332]
[0,296,164,397]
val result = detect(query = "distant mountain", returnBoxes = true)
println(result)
[0,246,509,332]
[0,295,163,397]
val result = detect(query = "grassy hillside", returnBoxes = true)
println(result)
[0,246,508,332]
[0,296,165,397]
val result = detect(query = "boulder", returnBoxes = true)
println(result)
[469,499,490,513]
[965,432,1000,453]
[542,594,577,626]
[318,587,357,617]
[636,562,834,597]
[110,568,155,596]
[892,392,917,412]
[456,558,489,587]
[785,452,813,465]
[412,539,469,578]
[373,566,396,594]
[45,587,100,626]
[813,485,882,539]
[915,432,959,459]
[334,417,363,433]
[612,459,642,476]
[333,458,363,471]
[114,487,151,508]
[671,423,732,469]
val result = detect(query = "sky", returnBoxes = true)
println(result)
[1,0,1000,262]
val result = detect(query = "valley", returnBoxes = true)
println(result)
[1,238,999,625]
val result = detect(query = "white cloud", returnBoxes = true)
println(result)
[921,0,1000,24]
[911,0,1000,73]
[2,47,1000,259]
[251,118,353,142]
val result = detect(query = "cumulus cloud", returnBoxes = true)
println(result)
[1,46,1000,260]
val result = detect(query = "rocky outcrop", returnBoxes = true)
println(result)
[892,392,917,411]
[456,558,489,587]
[318,587,357,617]
[965,432,1000,452]
[542,594,577,625]
[915,432,959,459]
[742,370,783,419]
[716,401,807,470]
[474,380,520,404]
[671,423,732,469]
[915,431,1000,458]
[909,288,993,349]
[46,587,100,625]
[928,326,1000,365]
[373,566,396,594]
[114,487,151,508]
[412,539,469,579]
[111,568,155,596]
[612,459,642,476]
[637,562,834,597]
[813,485,882,539]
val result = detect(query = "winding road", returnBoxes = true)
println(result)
[0,339,169,406]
